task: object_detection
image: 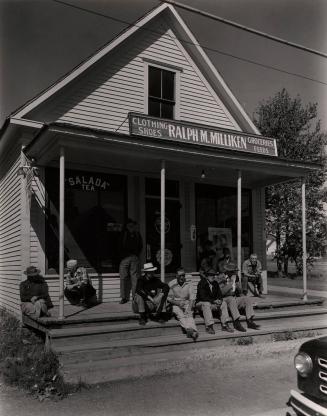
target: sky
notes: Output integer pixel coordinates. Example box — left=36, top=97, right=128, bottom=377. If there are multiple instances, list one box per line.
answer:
left=1, top=0, right=327, bottom=130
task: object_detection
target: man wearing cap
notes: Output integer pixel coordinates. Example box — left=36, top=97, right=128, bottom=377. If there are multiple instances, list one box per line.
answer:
left=133, top=262, right=169, bottom=325
left=20, top=266, right=53, bottom=318
left=220, top=263, right=260, bottom=330
left=119, top=219, right=143, bottom=304
left=168, top=268, right=199, bottom=341
left=195, top=269, right=234, bottom=334
left=242, top=253, right=264, bottom=297
left=64, top=259, right=97, bottom=307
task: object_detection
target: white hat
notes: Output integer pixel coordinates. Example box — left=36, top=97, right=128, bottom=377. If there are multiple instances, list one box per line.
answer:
left=66, top=259, right=78, bottom=268
left=142, top=262, right=157, bottom=272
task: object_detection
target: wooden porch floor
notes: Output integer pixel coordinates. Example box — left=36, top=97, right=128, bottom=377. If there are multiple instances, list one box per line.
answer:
left=33, top=291, right=324, bottom=326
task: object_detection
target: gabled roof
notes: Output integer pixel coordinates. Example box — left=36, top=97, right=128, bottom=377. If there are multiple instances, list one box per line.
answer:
left=11, top=3, right=260, bottom=135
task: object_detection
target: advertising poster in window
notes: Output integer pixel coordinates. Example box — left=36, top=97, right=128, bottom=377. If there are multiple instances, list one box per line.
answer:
left=208, top=227, right=233, bottom=260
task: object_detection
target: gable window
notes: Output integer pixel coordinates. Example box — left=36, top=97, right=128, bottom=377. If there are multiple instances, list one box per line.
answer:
left=148, top=66, right=175, bottom=119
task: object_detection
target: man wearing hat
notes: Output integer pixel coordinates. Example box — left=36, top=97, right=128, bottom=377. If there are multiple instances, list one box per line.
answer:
left=168, top=268, right=199, bottom=341
left=119, top=219, right=143, bottom=304
left=133, top=262, right=169, bottom=325
left=20, top=266, right=53, bottom=318
left=64, top=259, right=97, bottom=307
left=220, top=263, right=260, bottom=330
left=195, top=269, right=234, bottom=334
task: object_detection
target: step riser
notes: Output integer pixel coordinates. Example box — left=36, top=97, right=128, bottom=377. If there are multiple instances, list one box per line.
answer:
left=59, top=327, right=327, bottom=370
left=52, top=324, right=187, bottom=345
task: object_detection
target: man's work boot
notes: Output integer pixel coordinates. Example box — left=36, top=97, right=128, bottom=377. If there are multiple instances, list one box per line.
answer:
left=247, top=318, right=260, bottom=330
left=234, top=319, right=247, bottom=332
left=221, top=323, right=234, bottom=333
left=206, top=325, right=215, bottom=334
left=138, top=313, right=147, bottom=326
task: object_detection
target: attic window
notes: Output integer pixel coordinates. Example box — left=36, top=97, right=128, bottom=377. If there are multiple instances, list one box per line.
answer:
left=148, top=66, right=175, bottom=119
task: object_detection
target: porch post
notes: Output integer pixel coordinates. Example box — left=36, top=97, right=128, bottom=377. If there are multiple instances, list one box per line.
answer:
left=237, top=170, right=242, bottom=283
left=160, top=160, right=165, bottom=282
left=59, top=147, right=65, bottom=320
left=302, top=177, right=307, bottom=302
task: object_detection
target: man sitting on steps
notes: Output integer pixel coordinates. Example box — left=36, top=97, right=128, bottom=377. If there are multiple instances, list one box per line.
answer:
left=168, top=268, right=199, bottom=341
left=219, top=263, right=261, bottom=330
left=133, top=262, right=169, bottom=326
left=195, top=269, right=234, bottom=334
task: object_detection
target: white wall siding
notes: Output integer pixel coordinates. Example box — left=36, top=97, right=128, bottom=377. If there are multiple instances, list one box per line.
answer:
left=0, top=148, right=23, bottom=315
left=27, top=19, right=240, bottom=134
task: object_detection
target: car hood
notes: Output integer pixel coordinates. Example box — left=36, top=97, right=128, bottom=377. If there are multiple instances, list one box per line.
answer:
left=300, top=336, right=327, bottom=356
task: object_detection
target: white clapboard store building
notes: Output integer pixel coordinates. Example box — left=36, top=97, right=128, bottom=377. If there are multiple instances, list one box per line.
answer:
left=0, top=3, right=317, bottom=316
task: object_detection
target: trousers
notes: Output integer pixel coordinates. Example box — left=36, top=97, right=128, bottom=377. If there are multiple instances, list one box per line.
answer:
left=119, top=255, right=140, bottom=299
left=242, top=274, right=263, bottom=294
left=173, top=302, right=197, bottom=331
left=133, top=292, right=164, bottom=314
left=196, top=301, right=229, bottom=326
left=21, top=299, right=48, bottom=318
left=223, top=295, right=254, bottom=320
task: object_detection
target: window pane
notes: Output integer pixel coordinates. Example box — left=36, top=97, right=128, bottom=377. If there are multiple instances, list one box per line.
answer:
left=148, top=98, right=161, bottom=117
left=45, top=168, right=127, bottom=273
left=148, top=67, right=161, bottom=98
left=145, top=178, right=179, bottom=198
left=161, top=102, right=174, bottom=119
left=162, top=70, right=175, bottom=100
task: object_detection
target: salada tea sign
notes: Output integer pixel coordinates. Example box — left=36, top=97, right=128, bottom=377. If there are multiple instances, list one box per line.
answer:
left=129, top=113, right=277, bottom=157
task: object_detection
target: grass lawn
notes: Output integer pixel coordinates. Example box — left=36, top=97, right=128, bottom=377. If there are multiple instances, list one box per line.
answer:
left=267, top=256, right=327, bottom=292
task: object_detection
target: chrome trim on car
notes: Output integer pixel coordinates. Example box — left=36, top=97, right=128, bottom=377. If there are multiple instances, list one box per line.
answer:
left=320, top=371, right=327, bottom=382
left=319, top=358, right=327, bottom=370
left=320, top=384, right=327, bottom=395
left=290, top=389, right=327, bottom=416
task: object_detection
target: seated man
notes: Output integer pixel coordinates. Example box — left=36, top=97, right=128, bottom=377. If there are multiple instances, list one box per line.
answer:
left=199, top=249, right=216, bottom=279
left=196, top=269, right=234, bottom=334
left=220, top=263, right=260, bottom=330
left=20, top=266, right=53, bottom=318
left=64, top=259, right=97, bottom=307
left=133, top=262, right=169, bottom=325
left=216, top=247, right=233, bottom=274
left=168, top=268, right=199, bottom=341
left=242, top=253, right=264, bottom=297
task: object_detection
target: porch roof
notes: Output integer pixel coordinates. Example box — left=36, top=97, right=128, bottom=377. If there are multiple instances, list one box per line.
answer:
left=24, top=122, right=321, bottom=188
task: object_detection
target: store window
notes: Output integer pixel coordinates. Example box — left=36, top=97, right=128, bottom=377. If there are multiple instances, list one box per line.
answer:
left=195, top=184, right=252, bottom=268
left=148, top=66, right=175, bottom=119
left=45, top=168, right=127, bottom=273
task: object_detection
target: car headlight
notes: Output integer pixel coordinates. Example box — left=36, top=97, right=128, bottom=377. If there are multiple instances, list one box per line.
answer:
left=294, top=352, right=313, bottom=377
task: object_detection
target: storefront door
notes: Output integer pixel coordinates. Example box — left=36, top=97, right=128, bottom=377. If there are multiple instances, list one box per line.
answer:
left=145, top=198, right=181, bottom=274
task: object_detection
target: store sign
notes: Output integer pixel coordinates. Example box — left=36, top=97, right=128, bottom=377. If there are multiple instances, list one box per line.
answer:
left=129, top=113, right=277, bottom=157
left=66, top=174, right=110, bottom=191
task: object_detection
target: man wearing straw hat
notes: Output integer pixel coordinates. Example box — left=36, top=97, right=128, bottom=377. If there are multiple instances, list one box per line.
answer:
left=133, top=262, right=169, bottom=325
left=20, top=266, right=53, bottom=318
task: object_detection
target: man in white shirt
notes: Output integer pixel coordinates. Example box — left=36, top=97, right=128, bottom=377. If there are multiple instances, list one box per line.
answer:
left=168, top=268, right=199, bottom=341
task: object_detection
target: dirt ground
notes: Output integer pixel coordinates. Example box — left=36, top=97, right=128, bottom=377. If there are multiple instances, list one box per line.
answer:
left=0, top=337, right=309, bottom=416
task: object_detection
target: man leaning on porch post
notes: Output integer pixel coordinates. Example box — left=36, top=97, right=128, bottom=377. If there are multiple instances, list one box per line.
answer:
left=237, top=170, right=242, bottom=287
left=59, top=147, right=65, bottom=320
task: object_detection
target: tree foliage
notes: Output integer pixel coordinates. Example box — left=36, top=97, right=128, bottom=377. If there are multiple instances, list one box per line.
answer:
left=254, top=89, right=327, bottom=275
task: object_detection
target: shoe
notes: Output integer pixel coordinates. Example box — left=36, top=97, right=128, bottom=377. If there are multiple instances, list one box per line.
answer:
left=139, top=317, right=147, bottom=326
left=186, top=328, right=193, bottom=338
left=247, top=320, right=260, bottom=330
left=258, top=293, right=265, bottom=299
left=191, top=330, right=199, bottom=341
left=206, top=325, right=215, bottom=335
left=234, top=320, right=247, bottom=332
left=221, top=324, right=234, bottom=333
left=120, top=298, right=128, bottom=304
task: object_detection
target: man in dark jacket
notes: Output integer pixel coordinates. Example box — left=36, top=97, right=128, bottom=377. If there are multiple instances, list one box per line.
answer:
left=119, top=219, right=143, bottom=304
left=20, top=266, right=53, bottom=318
left=196, top=269, right=234, bottom=334
left=133, top=262, right=169, bottom=325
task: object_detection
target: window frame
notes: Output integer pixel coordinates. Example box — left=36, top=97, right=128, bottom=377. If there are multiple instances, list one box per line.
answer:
left=143, top=60, right=181, bottom=120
